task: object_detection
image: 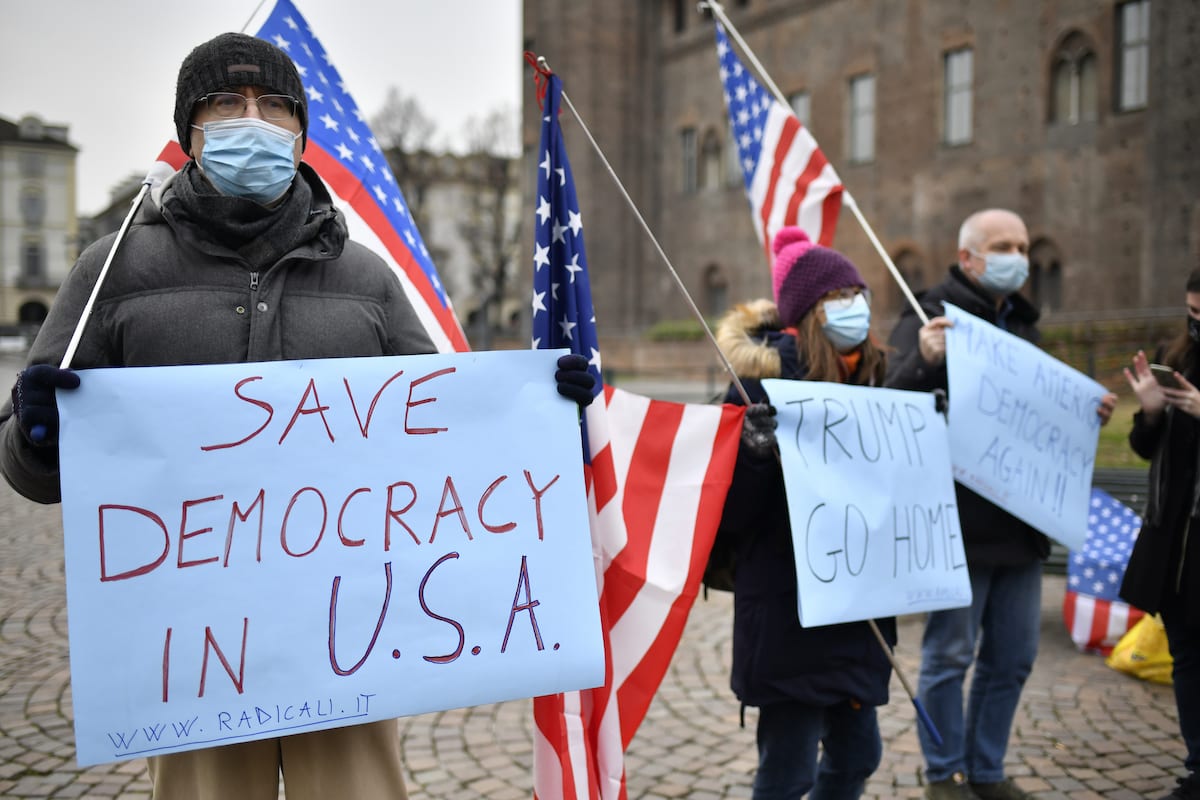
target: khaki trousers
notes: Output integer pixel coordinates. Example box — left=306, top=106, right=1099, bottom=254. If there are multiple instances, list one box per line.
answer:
left=147, top=720, right=408, bottom=800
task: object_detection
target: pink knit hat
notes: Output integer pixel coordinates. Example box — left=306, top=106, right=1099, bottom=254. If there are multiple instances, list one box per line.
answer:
left=771, top=227, right=866, bottom=326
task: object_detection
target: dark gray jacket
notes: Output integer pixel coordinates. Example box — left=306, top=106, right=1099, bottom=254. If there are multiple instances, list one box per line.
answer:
left=1, top=163, right=435, bottom=504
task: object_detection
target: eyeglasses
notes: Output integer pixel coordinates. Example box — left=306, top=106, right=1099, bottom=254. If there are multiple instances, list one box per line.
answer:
left=823, top=288, right=871, bottom=311
left=196, top=92, right=299, bottom=121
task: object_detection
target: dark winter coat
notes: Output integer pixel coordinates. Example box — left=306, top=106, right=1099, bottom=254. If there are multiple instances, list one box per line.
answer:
left=884, top=266, right=1048, bottom=567
left=715, top=300, right=896, bottom=709
left=0, top=162, right=435, bottom=505
left=1119, top=349, right=1200, bottom=629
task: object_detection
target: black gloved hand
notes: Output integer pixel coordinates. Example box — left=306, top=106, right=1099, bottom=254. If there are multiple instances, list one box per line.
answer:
left=11, top=364, right=81, bottom=446
left=741, top=403, right=778, bottom=457
left=555, top=353, right=596, bottom=408
left=932, top=388, right=949, bottom=418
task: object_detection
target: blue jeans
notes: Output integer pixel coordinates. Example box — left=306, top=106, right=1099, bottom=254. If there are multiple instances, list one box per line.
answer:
left=1162, top=603, right=1200, bottom=775
left=916, top=560, right=1041, bottom=784
left=753, top=700, right=882, bottom=800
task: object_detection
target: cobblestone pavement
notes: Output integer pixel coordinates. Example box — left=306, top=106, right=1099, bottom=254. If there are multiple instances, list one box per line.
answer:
left=0, top=474, right=1186, bottom=800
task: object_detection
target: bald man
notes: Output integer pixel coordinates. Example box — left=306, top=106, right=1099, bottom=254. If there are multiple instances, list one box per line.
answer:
left=885, top=209, right=1115, bottom=800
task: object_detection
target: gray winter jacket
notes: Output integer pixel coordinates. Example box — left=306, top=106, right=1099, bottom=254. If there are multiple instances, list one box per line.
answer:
left=0, top=162, right=435, bottom=504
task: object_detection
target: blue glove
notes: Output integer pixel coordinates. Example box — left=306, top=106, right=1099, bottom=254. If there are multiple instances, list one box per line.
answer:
left=555, top=354, right=596, bottom=408
left=741, top=403, right=777, bottom=457
left=11, top=365, right=80, bottom=446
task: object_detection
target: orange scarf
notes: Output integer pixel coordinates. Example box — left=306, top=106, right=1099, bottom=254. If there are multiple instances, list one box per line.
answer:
left=837, top=349, right=862, bottom=382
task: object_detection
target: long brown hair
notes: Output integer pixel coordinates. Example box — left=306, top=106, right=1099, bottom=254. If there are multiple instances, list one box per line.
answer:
left=795, top=304, right=887, bottom=385
left=1160, top=269, right=1200, bottom=372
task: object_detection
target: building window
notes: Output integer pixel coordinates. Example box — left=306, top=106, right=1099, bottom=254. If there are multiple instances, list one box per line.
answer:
left=1029, top=239, right=1064, bottom=311
left=725, top=125, right=743, bottom=187
left=20, top=188, right=46, bottom=227
left=700, top=129, right=723, bottom=191
left=848, top=74, right=875, bottom=163
left=787, top=90, right=811, bottom=128
left=22, top=241, right=44, bottom=283
left=894, top=249, right=927, bottom=297
left=681, top=127, right=697, bottom=194
left=704, top=264, right=729, bottom=317
left=19, top=152, right=45, bottom=178
left=1050, top=33, right=1097, bottom=124
left=1116, top=0, right=1150, bottom=111
left=944, top=48, right=973, bottom=145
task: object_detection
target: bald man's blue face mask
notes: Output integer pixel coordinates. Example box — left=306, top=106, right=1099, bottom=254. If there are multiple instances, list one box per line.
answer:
left=192, top=118, right=299, bottom=204
left=971, top=250, right=1029, bottom=296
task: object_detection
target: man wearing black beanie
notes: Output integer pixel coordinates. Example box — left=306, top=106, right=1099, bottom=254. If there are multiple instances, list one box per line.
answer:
left=0, top=30, right=594, bottom=800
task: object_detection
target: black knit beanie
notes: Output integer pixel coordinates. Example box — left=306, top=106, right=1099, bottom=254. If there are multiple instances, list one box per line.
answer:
left=174, top=32, right=308, bottom=156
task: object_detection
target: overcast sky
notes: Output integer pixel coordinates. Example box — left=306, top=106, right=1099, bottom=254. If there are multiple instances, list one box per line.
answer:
left=0, top=0, right=523, bottom=214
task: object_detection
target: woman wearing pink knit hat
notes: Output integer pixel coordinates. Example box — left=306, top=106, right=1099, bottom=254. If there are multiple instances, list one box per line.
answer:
left=713, top=226, right=895, bottom=799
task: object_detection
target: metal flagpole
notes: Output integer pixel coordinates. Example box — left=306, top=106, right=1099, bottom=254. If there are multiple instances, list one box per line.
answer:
left=700, top=0, right=930, bottom=326
left=534, top=43, right=944, bottom=746
left=58, top=180, right=152, bottom=370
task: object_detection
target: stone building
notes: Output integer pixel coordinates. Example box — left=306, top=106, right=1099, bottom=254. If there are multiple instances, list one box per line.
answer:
left=521, top=0, right=1199, bottom=341
left=0, top=114, right=78, bottom=329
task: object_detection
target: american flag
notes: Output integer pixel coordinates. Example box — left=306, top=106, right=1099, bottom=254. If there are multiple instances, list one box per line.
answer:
left=1063, top=487, right=1145, bottom=655
left=528, top=68, right=744, bottom=800
left=715, top=21, right=843, bottom=251
left=151, top=0, right=468, bottom=353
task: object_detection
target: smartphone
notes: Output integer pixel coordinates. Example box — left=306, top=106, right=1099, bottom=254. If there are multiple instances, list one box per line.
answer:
left=1150, top=363, right=1181, bottom=389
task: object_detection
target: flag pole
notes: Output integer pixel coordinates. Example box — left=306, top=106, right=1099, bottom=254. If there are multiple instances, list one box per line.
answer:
left=58, top=180, right=152, bottom=370
left=537, top=56, right=755, bottom=408
left=700, top=0, right=930, bottom=327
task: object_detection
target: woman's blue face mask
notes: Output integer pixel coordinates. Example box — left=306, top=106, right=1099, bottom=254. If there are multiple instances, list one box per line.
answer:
left=821, top=293, right=871, bottom=351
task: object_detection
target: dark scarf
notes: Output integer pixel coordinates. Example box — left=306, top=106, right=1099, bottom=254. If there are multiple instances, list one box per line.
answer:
left=165, top=161, right=325, bottom=270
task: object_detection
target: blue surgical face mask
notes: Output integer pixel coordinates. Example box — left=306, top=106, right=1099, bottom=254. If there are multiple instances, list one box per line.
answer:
left=192, top=118, right=299, bottom=204
left=971, top=250, right=1029, bottom=296
left=822, top=293, right=871, bottom=351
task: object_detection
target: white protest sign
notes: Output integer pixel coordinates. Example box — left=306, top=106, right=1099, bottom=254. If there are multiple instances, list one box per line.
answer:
left=762, top=379, right=971, bottom=628
left=57, top=350, right=603, bottom=767
left=943, top=303, right=1107, bottom=551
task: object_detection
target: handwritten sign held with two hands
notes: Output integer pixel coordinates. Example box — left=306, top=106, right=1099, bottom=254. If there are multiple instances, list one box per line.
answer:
left=762, top=380, right=972, bottom=628
left=57, top=350, right=602, bottom=766
left=943, top=303, right=1107, bottom=551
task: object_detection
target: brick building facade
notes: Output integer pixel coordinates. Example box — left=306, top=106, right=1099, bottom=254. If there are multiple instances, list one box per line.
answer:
left=521, top=0, right=1199, bottom=341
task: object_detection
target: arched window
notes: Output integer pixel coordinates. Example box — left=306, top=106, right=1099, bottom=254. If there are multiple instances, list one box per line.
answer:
left=1029, top=239, right=1064, bottom=311
left=1050, top=32, right=1098, bottom=125
left=892, top=249, right=927, bottom=311
left=680, top=127, right=697, bottom=194
left=700, top=129, right=723, bottom=192
left=18, top=301, right=48, bottom=325
left=725, top=125, right=743, bottom=188
left=704, top=264, right=729, bottom=317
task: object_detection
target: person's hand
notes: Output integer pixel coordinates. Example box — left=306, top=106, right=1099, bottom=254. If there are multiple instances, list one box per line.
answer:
left=1095, top=392, right=1118, bottom=426
left=741, top=403, right=777, bottom=457
left=1161, top=372, right=1200, bottom=420
left=10, top=365, right=81, bottom=446
left=555, top=353, right=596, bottom=408
left=1122, top=350, right=1167, bottom=419
left=917, top=317, right=954, bottom=366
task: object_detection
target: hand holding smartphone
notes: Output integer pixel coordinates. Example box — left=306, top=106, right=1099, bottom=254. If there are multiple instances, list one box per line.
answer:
left=1150, top=364, right=1181, bottom=389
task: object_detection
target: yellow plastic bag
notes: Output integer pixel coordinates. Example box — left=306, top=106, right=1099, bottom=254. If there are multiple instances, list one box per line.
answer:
left=1105, top=613, right=1174, bottom=685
